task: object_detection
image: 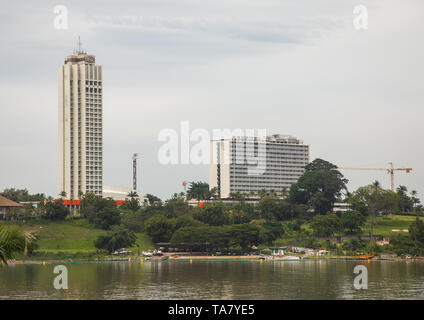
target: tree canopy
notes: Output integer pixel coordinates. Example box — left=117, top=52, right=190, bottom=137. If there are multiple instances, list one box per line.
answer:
left=289, top=158, right=348, bottom=214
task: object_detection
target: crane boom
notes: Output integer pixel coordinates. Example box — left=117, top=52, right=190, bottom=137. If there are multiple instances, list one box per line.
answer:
left=338, top=162, right=412, bottom=192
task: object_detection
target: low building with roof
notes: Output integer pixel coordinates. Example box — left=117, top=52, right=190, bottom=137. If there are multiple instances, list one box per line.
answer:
left=0, top=196, right=23, bottom=220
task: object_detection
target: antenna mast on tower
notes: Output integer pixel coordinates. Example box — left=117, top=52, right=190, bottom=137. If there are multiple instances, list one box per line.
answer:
left=132, top=153, right=139, bottom=191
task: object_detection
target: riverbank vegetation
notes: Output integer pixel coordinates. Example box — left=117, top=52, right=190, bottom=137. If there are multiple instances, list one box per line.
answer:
left=1, top=158, right=423, bottom=259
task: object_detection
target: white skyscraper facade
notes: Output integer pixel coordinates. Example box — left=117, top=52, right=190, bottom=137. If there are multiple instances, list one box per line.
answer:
left=58, top=49, right=103, bottom=199
left=209, top=134, right=309, bottom=198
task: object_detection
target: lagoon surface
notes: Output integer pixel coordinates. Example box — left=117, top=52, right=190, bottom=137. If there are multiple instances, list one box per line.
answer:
left=1, top=260, right=424, bottom=300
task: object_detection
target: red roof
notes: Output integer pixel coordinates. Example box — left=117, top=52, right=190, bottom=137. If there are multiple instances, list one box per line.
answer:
left=0, top=196, right=23, bottom=208
left=54, top=199, right=126, bottom=206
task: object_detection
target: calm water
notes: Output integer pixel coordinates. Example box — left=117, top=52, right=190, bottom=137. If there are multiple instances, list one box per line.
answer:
left=1, top=260, right=424, bottom=300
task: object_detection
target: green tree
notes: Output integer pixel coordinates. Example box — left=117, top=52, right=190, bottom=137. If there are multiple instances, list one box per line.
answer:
left=349, top=185, right=400, bottom=241
left=310, top=213, right=342, bottom=237
left=120, top=192, right=141, bottom=212
left=94, top=206, right=121, bottom=230
left=289, top=158, right=348, bottom=214
left=187, top=182, right=211, bottom=202
left=229, top=224, right=261, bottom=250
left=342, top=238, right=366, bottom=253
left=390, top=233, right=414, bottom=256
left=145, top=194, right=162, bottom=205
left=397, top=186, right=413, bottom=212
left=410, top=190, right=421, bottom=212
left=194, top=202, right=231, bottom=226
left=409, top=217, right=424, bottom=255
left=80, top=193, right=120, bottom=229
left=121, top=211, right=144, bottom=232
left=163, top=193, right=191, bottom=218
left=0, top=188, right=47, bottom=203
left=257, top=195, right=283, bottom=220
left=144, top=214, right=176, bottom=243
left=340, top=210, right=365, bottom=234
left=170, top=226, right=224, bottom=250
left=259, top=221, right=284, bottom=244
left=42, top=200, right=69, bottom=220
left=94, top=225, right=136, bottom=253
left=229, top=192, right=246, bottom=204
left=175, top=215, right=204, bottom=229
left=0, top=225, right=25, bottom=264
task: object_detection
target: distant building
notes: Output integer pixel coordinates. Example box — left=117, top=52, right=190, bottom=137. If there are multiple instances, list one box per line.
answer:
left=0, top=196, right=23, bottom=220
left=209, top=134, right=309, bottom=198
left=333, top=202, right=351, bottom=212
left=270, top=247, right=286, bottom=256
left=58, top=47, right=103, bottom=199
left=103, top=185, right=144, bottom=202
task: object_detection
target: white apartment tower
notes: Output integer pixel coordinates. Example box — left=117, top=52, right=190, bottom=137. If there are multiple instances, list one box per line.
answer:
left=209, top=134, right=309, bottom=198
left=58, top=48, right=103, bottom=199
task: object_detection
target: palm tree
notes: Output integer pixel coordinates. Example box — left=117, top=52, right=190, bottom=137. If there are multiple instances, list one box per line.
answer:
left=411, top=190, right=420, bottom=210
left=0, top=225, right=25, bottom=264
left=127, top=191, right=139, bottom=199
left=279, top=187, right=288, bottom=199
left=59, top=191, right=67, bottom=199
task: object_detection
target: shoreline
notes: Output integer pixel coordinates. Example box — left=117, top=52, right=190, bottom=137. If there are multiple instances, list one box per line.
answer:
left=7, top=254, right=424, bottom=265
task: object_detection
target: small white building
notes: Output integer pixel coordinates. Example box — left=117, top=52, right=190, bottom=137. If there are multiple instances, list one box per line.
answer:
left=270, top=247, right=286, bottom=256
left=291, top=246, right=314, bottom=255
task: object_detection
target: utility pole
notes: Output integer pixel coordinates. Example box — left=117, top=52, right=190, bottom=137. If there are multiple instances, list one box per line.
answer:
left=132, top=153, right=139, bottom=191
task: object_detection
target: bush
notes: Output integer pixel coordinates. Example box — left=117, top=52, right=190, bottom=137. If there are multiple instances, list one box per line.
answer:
left=194, top=203, right=231, bottom=226
left=341, top=210, right=365, bottom=234
left=259, top=221, right=284, bottom=244
left=80, top=193, right=120, bottom=229
left=144, top=214, right=176, bottom=243
left=170, top=224, right=261, bottom=251
left=342, top=238, right=366, bottom=252
left=310, top=213, right=342, bottom=237
left=94, top=225, right=136, bottom=253
left=121, top=211, right=144, bottom=232
left=42, top=201, right=69, bottom=220
left=93, top=206, right=121, bottom=230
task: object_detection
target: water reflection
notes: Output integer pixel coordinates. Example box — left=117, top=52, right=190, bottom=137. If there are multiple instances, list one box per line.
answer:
left=0, top=260, right=423, bottom=300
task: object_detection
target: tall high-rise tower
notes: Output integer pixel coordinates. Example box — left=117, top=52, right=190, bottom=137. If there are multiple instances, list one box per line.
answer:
left=58, top=44, right=103, bottom=199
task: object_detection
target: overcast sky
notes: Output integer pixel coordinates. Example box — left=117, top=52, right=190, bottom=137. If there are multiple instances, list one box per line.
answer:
left=0, top=0, right=423, bottom=200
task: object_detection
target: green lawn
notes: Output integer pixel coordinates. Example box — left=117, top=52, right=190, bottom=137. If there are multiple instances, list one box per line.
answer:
left=297, top=214, right=421, bottom=239
left=1, top=219, right=154, bottom=257
left=362, top=214, right=422, bottom=237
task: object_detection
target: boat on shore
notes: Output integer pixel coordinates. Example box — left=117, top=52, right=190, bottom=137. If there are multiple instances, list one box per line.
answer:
left=345, top=254, right=375, bottom=261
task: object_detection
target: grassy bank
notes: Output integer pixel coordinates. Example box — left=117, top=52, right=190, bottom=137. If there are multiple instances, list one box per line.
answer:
left=2, top=214, right=420, bottom=260
left=361, top=214, right=422, bottom=237
left=1, top=219, right=154, bottom=260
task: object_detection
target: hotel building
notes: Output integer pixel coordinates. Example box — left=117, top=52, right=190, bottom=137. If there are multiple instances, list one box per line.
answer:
left=209, top=134, right=309, bottom=198
left=58, top=49, right=103, bottom=199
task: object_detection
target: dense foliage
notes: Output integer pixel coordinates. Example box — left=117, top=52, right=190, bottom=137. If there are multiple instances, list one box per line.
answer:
left=289, top=159, right=348, bottom=215
left=80, top=193, right=120, bottom=229
left=0, top=225, right=25, bottom=264
left=42, top=200, right=69, bottom=220
left=1, top=157, right=423, bottom=257
left=94, top=225, right=137, bottom=253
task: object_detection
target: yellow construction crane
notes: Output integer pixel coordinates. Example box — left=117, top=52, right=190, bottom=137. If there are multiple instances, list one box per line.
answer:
left=338, top=162, right=412, bottom=192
